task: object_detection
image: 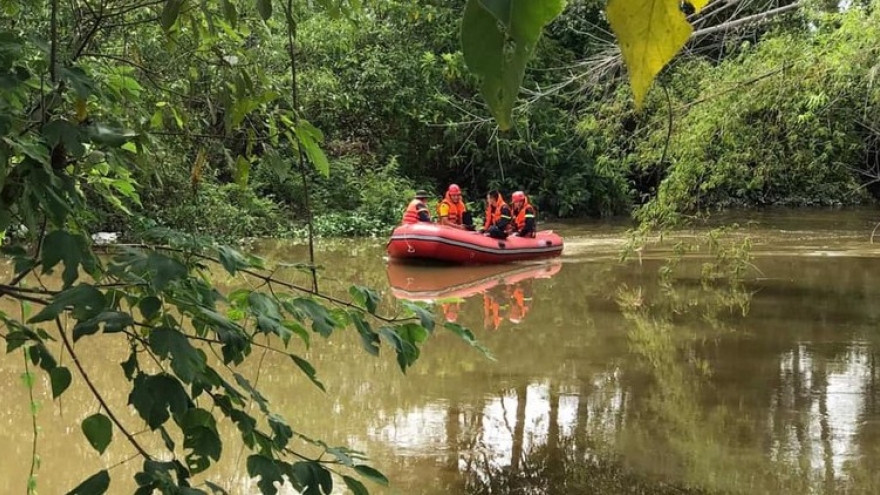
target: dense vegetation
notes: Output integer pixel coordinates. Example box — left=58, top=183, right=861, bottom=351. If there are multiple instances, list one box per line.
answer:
left=4, top=1, right=875, bottom=241
left=73, top=0, right=880, bottom=238
left=2, top=0, right=880, bottom=493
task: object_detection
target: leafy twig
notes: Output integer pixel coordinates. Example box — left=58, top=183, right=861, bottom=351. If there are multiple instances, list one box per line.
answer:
left=56, top=317, right=153, bottom=460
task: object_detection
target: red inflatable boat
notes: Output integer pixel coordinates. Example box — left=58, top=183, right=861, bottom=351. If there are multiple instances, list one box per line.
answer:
left=386, top=223, right=563, bottom=264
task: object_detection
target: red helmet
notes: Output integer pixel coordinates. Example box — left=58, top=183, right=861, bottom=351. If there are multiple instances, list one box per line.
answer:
left=447, top=184, right=461, bottom=195
left=512, top=191, right=525, bottom=202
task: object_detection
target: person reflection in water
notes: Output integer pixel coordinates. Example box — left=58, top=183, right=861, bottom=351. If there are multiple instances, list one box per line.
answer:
left=441, top=302, right=461, bottom=323
left=481, top=280, right=532, bottom=330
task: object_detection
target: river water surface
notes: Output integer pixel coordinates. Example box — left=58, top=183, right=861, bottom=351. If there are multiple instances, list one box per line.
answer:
left=3, top=208, right=880, bottom=494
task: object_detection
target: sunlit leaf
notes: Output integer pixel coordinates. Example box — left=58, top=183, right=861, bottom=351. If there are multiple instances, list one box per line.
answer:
left=606, top=0, right=694, bottom=108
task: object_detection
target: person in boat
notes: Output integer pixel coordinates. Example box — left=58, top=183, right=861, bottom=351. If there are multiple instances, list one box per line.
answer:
left=510, top=190, right=536, bottom=238
left=437, top=184, right=475, bottom=230
left=481, top=190, right=512, bottom=239
left=401, top=189, right=432, bottom=224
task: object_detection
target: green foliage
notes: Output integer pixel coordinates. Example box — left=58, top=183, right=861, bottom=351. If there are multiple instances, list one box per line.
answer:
left=0, top=2, right=497, bottom=493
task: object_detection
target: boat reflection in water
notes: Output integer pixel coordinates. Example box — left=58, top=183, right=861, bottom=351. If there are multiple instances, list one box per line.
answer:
left=386, top=261, right=562, bottom=330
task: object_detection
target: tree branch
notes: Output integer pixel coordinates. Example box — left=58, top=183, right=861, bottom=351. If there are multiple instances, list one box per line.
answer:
left=56, top=317, right=153, bottom=460
left=284, top=0, right=319, bottom=293
left=692, top=2, right=803, bottom=39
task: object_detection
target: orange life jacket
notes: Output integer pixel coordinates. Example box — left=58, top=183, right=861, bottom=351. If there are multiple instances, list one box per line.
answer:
left=484, top=197, right=508, bottom=230
left=513, top=198, right=537, bottom=238
left=483, top=294, right=502, bottom=331
left=438, top=193, right=467, bottom=225
left=442, top=302, right=460, bottom=323
left=402, top=199, right=429, bottom=224
left=509, top=286, right=529, bottom=322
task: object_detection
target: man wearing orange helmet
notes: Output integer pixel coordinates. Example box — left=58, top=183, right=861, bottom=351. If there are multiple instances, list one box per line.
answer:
left=437, top=184, right=475, bottom=230
left=510, top=190, right=536, bottom=238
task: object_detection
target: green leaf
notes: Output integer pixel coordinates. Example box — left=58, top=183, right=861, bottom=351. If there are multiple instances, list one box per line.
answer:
left=50, top=366, right=72, bottom=398
left=350, top=312, right=379, bottom=356
left=128, top=373, right=190, bottom=429
left=87, top=123, right=138, bottom=147
left=149, top=327, right=207, bottom=383
left=180, top=408, right=222, bottom=474
left=41, top=230, right=96, bottom=289
left=460, top=0, right=564, bottom=130
left=291, top=461, right=333, bottom=495
left=290, top=355, right=325, bottom=391
left=82, top=413, right=113, bottom=454
left=161, top=0, right=186, bottom=31
left=42, top=119, right=85, bottom=158
left=146, top=252, right=188, bottom=290
left=204, top=481, right=229, bottom=494
left=268, top=413, right=293, bottom=449
left=234, top=372, right=270, bottom=413
left=246, top=455, right=283, bottom=495
left=379, top=327, right=420, bottom=373
left=401, top=300, right=435, bottom=332
left=220, top=0, right=238, bottom=27
left=294, top=120, right=329, bottom=177
left=343, top=476, right=369, bottom=495
left=606, top=0, right=693, bottom=108
left=256, top=0, right=272, bottom=20
left=138, top=296, right=162, bottom=320
left=349, top=285, right=380, bottom=314
left=445, top=321, right=495, bottom=360
left=234, top=155, right=250, bottom=186
left=354, top=464, right=389, bottom=486
left=30, top=284, right=106, bottom=324
left=66, top=470, right=110, bottom=495
left=283, top=298, right=338, bottom=337
left=73, top=310, right=134, bottom=341
left=59, top=67, right=95, bottom=99
left=218, top=245, right=250, bottom=275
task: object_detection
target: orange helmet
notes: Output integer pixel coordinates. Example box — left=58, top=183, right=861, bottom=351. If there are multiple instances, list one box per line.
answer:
left=512, top=191, right=525, bottom=202
left=448, top=184, right=461, bottom=195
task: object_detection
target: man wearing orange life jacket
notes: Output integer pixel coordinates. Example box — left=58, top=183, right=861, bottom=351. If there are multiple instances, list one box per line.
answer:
left=510, top=190, right=536, bottom=238
left=437, top=184, right=475, bottom=231
left=401, top=189, right=432, bottom=224
left=481, top=190, right=512, bottom=239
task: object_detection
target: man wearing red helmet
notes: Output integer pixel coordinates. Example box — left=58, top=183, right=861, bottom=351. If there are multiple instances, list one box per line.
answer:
left=437, top=184, right=475, bottom=230
left=510, top=190, right=536, bottom=238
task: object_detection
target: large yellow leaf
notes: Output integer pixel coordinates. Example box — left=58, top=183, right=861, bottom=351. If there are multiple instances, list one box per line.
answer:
left=607, top=0, right=694, bottom=108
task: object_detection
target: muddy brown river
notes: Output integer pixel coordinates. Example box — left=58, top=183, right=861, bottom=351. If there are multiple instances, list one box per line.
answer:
left=3, top=208, right=880, bottom=494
